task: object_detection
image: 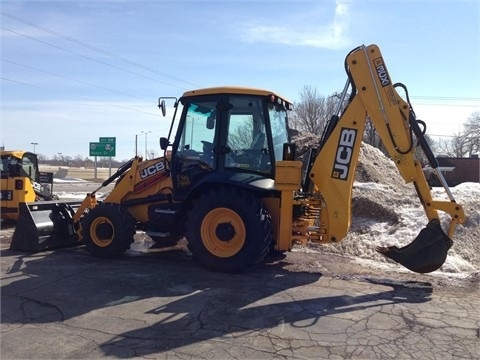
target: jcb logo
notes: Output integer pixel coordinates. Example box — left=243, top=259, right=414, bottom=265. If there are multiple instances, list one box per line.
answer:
left=332, top=128, right=357, bottom=180
left=33, top=181, right=42, bottom=192
left=139, top=161, right=165, bottom=179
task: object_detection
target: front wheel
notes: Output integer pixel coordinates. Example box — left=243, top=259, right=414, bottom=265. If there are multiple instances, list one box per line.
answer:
left=186, top=186, right=273, bottom=273
left=81, top=203, right=135, bottom=258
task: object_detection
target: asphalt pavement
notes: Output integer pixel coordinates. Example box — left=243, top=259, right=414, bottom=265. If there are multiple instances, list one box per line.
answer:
left=1, top=237, right=479, bottom=360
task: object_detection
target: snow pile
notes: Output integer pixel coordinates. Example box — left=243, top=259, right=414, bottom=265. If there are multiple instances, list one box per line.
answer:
left=338, top=181, right=480, bottom=274
left=54, top=178, right=87, bottom=183
left=308, top=142, right=479, bottom=275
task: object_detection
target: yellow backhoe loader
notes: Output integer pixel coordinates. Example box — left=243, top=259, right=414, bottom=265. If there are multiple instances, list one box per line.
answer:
left=1, top=150, right=55, bottom=221
left=11, top=44, right=465, bottom=273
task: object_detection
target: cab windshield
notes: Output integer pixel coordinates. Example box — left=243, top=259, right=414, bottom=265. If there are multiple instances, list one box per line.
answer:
left=0, top=153, right=37, bottom=180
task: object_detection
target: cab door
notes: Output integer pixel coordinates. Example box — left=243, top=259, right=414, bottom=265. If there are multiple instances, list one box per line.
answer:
left=170, top=96, right=219, bottom=199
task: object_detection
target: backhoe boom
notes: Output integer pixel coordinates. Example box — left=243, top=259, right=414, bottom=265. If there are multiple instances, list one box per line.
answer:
left=306, top=44, right=465, bottom=272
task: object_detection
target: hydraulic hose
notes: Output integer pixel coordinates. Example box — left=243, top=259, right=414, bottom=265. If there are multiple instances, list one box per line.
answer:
left=393, top=83, right=439, bottom=168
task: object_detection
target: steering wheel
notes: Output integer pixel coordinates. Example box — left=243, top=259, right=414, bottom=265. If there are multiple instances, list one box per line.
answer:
left=201, top=141, right=214, bottom=154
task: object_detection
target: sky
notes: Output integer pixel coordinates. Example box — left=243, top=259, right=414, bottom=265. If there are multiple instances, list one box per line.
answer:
left=1, top=0, right=479, bottom=161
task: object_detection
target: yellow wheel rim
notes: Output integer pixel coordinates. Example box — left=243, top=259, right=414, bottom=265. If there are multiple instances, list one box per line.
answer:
left=201, top=207, right=246, bottom=258
left=90, top=216, right=115, bottom=247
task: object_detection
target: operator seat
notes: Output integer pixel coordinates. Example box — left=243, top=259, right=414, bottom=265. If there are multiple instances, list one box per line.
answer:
left=250, top=133, right=265, bottom=150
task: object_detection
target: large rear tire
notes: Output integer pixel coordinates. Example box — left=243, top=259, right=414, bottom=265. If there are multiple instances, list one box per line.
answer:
left=81, top=203, right=135, bottom=258
left=186, top=186, right=273, bottom=273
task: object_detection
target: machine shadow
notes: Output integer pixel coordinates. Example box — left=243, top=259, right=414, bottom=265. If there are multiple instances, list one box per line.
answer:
left=99, top=262, right=432, bottom=357
left=0, top=247, right=432, bottom=358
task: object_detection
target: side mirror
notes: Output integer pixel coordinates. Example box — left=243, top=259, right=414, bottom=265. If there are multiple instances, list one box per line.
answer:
left=158, top=99, right=166, bottom=117
left=206, top=112, right=215, bottom=130
left=160, top=137, right=169, bottom=150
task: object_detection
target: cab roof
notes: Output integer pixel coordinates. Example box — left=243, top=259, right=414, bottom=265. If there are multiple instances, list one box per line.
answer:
left=0, top=150, right=31, bottom=159
left=181, top=86, right=292, bottom=106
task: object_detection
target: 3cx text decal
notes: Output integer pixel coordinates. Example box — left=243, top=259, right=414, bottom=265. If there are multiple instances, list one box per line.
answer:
left=373, top=57, right=391, bottom=87
left=332, top=128, right=357, bottom=180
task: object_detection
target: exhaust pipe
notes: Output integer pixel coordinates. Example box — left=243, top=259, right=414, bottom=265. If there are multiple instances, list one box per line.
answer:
left=10, top=201, right=83, bottom=252
left=376, top=219, right=453, bottom=273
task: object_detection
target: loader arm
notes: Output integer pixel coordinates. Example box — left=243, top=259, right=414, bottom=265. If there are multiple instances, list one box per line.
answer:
left=308, top=44, right=465, bottom=273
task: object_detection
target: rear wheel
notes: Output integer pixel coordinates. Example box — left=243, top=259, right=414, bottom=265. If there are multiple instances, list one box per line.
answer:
left=81, top=203, right=135, bottom=258
left=186, top=186, right=273, bottom=273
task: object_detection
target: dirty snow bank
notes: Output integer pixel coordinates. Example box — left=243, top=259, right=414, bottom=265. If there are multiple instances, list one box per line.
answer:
left=293, top=140, right=479, bottom=276
left=333, top=181, right=480, bottom=275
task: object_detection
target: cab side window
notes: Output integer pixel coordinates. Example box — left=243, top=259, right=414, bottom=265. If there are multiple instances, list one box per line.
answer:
left=225, top=96, right=270, bottom=173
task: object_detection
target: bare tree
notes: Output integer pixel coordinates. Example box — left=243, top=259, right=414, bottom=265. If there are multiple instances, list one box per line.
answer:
left=290, top=86, right=337, bottom=135
left=463, top=111, right=480, bottom=156
left=362, top=118, right=387, bottom=154
left=436, top=112, right=480, bottom=157
left=228, top=121, right=253, bottom=150
left=437, top=134, right=466, bottom=157
left=36, top=153, right=48, bottom=164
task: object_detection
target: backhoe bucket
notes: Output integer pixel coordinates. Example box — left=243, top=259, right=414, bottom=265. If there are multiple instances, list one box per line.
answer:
left=10, top=201, right=82, bottom=252
left=376, top=219, right=453, bottom=273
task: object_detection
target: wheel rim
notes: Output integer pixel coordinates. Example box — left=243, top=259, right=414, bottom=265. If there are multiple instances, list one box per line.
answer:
left=90, top=216, right=115, bottom=247
left=201, top=207, right=246, bottom=258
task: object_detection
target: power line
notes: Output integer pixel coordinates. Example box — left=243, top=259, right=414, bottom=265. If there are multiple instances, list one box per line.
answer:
left=2, top=11, right=478, bottom=110
left=1, top=77, right=39, bottom=88
left=1, top=62, right=161, bottom=117
left=0, top=11, right=201, bottom=89
left=2, top=58, right=153, bottom=102
left=413, top=103, right=480, bottom=108
left=411, top=96, right=480, bottom=102
left=427, top=133, right=462, bottom=138
left=0, top=26, right=187, bottom=90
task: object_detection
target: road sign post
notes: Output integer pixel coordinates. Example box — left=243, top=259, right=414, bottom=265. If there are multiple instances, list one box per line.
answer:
left=98, top=137, right=116, bottom=177
left=90, top=137, right=116, bottom=179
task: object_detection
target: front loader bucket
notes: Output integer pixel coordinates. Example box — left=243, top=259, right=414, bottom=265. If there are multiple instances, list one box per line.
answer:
left=376, top=219, right=453, bottom=273
left=10, top=201, right=82, bottom=252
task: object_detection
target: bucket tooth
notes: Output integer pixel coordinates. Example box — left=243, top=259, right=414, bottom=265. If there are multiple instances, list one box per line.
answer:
left=376, top=219, right=453, bottom=273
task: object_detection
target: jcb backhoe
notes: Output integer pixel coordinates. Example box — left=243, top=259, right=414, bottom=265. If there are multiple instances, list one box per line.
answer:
left=11, top=44, right=465, bottom=274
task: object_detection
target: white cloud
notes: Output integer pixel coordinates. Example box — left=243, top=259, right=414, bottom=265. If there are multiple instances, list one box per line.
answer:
left=240, top=0, right=351, bottom=49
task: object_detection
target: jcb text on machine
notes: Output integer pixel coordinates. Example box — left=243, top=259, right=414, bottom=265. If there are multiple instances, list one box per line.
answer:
left=12, top=44, right=465, bottom=274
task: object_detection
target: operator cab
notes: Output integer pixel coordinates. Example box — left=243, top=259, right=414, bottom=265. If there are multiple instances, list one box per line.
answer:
left=160, top=87, right=292, bottom=198
left=0, top=151, right=38, bottom=181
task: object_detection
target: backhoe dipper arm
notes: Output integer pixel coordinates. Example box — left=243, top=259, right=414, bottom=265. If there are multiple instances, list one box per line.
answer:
left=308, top=44, right=465, bottom=273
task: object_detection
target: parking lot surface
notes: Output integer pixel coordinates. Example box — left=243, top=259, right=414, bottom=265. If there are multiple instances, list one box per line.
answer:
left=1, top=235, right=479, bottom=359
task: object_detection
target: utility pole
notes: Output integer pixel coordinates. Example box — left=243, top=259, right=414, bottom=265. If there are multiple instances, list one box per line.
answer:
left=135, top=134, right=138, bottom=156
left=141, top=130, right=151, bottom=159
left=31, top=142, right=38, bottom=153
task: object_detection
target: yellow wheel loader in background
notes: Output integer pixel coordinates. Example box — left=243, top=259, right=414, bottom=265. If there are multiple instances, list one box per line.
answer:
left=11, top=44, right=465, bottom=274
left=1, top=150, right=55, bottom=221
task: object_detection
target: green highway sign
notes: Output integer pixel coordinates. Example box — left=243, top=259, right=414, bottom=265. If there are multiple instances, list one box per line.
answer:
left=99, top=137, right=116, bottom=143
left=89, top=142, right=116, bottom=157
